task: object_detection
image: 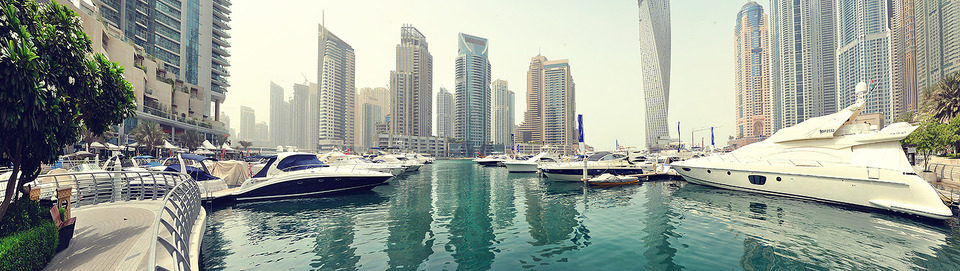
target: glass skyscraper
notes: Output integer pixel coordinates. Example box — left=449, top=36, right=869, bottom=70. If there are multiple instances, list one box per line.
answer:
left=455, top=33, right=491, bottom=156
left=638, top=0, right=671, bottom=150
left=836, top=0, right=892, bottom=123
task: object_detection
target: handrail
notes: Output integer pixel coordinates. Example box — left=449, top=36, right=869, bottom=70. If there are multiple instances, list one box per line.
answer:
left=148, top=176, right=200, bottom=271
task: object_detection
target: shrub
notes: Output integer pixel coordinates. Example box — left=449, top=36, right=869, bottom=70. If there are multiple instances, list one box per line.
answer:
left=0, top=221, right=58, bottom=271
left=0, top=198, right=47, bottom=238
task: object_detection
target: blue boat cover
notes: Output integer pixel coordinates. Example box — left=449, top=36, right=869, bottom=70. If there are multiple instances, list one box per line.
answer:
left=133, top=155, right=155, bottom=159
left=164, top=165, right=220, bottom=181
left=275, top=154, right=327, bottom=172
left=180, top=154, right=216, bottom=161
left=144, top=162, right=162, bottom=167
left=252, top=157, right=276, bottom=178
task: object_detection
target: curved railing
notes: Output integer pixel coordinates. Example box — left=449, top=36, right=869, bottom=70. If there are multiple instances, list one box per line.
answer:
left=148, top=176, right=201, bottom=271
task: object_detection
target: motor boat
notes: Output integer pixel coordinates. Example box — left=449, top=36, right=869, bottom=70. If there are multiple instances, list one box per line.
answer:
left=160, top=154, right=229, bottom=194
left=319, top=152, right=406, bottom=176
left=473, top=154, right=509, bottom=167
left=540, top=152, right=645, bottom=182
left=372, top=154, right=422, bottom=172
left=231, top=153, right=394, bottom=201
left=503, top=152, right=560, bottom=173
left=587, top=173, right=639, bottom=186
left=673, top=82, right=953, bottom=220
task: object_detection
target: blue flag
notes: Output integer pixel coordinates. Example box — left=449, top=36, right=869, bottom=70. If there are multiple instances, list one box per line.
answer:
left=577, top=115, right=584, bottom=143
left=711, top=127, right=715, bottom=146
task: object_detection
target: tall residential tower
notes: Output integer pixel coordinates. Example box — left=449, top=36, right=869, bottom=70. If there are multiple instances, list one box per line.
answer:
left=454, top=33, right=491, bottom=156
left=491, top=79, right=515, bottom=147
left=916, top=0, right=960, bottom=94
left=836, top=0, right=892, bottom=123
left=638, top=0, right=671, bottom=150
left=318, top=24, right=356, bottom=151
left=390, top=25, right=434, bottom=137
left=734, top=2, right=772, bottom=139
left=437, top=87, right=454, bottom=138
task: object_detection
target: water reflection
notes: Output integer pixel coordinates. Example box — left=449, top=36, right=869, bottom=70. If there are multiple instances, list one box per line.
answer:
left=674, top=183, right=960, bottom=270
left=446, top=164, right=496, bottom=270
left=385, top=172, right=435, bottom=270
left=642, top=181, right=685, bottom=271
left=521, top=181, right=589, bottom=268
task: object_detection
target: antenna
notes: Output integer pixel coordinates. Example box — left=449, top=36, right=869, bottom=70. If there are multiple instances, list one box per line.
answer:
left=301, top=73, right=308, bottom=84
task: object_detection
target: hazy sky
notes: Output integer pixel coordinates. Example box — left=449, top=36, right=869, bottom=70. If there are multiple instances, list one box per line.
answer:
left=223, top=0, right=770, bottom=150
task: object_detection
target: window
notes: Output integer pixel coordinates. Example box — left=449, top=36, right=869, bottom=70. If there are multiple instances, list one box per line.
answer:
left=748, top=175, right=766, bottom=185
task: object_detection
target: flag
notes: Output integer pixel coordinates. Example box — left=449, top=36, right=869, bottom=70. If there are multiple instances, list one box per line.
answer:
left=577, top=114, right=585, bottom=153
left=677, top=122, right=681, bottom=151
left=711, top=127, right=715, bottom=146
left=616, top=139, right=619, bottom=149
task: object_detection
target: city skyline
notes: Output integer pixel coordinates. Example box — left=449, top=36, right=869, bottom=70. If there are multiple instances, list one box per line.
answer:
left=223, top=0, right=764, bottom=150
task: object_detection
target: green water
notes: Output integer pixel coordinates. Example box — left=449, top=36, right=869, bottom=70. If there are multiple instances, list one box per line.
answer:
left=201, top=160, right=960, bottom=270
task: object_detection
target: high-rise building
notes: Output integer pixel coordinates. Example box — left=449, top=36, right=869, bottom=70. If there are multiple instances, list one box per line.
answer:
left=291, top=83, right=312, bottom=150
left=734, top=2, right=772, bottom=139
left=93, top=0, right=231, bottom=121
left=318, top=24, right=356, bottom=151
left=436, top=87, right=454, bottom=138
left=836, top=0, right=893, bottom=123
left=240, top=106, right=255, bottom=142
left=269, top=82, right=290, bottom=147
left=770, top=0, right=838, bottom=131
left=891, top=0, right=917, bottom=117
left=390, top=25, right=433, bottom=137
left=355, top=87, right=390, bottom=150
left=638, top=0, right=671, bottom=150
left=455, top=33, right=491, bottom=156
left=542, top=60, right=577, bottom=154
left=517, top=55, right=547, bottom=144
left=255, top=121, right=269, bottom=144
left=491, top=79, right=514, bottom=146
left=916, top=0, right=960, bottom=95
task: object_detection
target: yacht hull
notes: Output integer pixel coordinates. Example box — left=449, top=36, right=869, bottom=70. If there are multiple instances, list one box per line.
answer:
left=234, top=175, right=392, bottom=201
left=673, top=164, right=953, bottom=220
left=504, top=162, right=538, bottom=173
left=475, top=160, right=501, bottom=167
left=541, top=168, right=645, bottom=182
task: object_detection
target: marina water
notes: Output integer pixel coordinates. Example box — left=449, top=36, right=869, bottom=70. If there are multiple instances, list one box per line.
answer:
left=201, top=160, right=960, bottom=270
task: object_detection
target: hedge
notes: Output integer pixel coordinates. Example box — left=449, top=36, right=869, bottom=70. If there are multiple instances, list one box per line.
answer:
left=0, top=221, right=58, bottom=271
left=0, top=198, right=47, bottom=237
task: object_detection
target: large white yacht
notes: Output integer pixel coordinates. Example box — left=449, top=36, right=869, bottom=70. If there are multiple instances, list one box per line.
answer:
left=673, top=82, right=953, bottom=220
left=503, top=152, right=560, bottom=173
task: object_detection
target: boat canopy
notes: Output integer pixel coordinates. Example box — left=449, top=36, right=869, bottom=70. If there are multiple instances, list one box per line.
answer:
left=180, top=153, right=217, bottom=161
left=275, top=154, right=328, bottom=172
left=164, top=165, right=219, bottom=181
left=585, top=152, right=613, bottom=161
left=768, top=102, right=862, bottom=143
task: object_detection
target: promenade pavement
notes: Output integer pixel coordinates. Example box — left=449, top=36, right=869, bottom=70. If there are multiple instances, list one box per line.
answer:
left=43, top=201, right=164, bottom=271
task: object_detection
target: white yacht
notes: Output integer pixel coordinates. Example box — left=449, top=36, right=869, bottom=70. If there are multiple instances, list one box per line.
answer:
left=540, top=152, right=645, bottom=182
left=319, top=152, right=406, bottom=176
left=232, top=153, right=394, bottom=201
left=503, top=152, right=559, bottom=173
left=473, top=154, right=509, bottom=167
left=673, top=82, right=953, bottom=220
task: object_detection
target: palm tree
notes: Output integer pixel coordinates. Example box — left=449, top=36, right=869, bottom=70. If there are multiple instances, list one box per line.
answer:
left=922, top=71, right=960, bottom=123
left=238, top=140, right=253, bottom=150
left=80, top=126, right=103, bottom=151
left=131, top=121, right=167, bottom=156
left=178, top=130, right=202, bottom=151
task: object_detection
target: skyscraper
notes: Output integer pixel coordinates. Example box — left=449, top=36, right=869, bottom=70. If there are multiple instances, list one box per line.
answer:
left=437, top=87, right=454, bottom=138
left=638, top=0, right=671, bottom=150
left=770, top=0, right=838, bottom=131
left=239, top=106, right=255, bottom=142
left=491, top=79, right=514, bottom=146
left=94, top=0, right=231, bottom=121
left=542, top=60, right=577, bottom=154
left=916, top=0, right=960, bottom=94
left=455, top=33, right=491, bottom=156
left=890, top=0, right=917, bottom=116
left=390, top=25, right=434, bottom=137
left=291, top=83, right=313, bottom=150
left=318, top=24, right=356, bottom=151
left=517, top=55, right=547, bottom=144
left=734, top=2, right=772, bottom=139
left=836, top=0, right=893, bottom=123
left=269, top=82, right=289, bottom=147
left=356, top=87, right=390, bottom=150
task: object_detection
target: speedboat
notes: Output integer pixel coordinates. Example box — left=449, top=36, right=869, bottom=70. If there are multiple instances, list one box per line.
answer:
left=673, top=82, right=953, bottom=220
left=372, top=154, right=423, bottom=172
left=540, top=152, right=644, bottom=182
left=159, top=154, right=229, bottom=194
left=473, top=155, right=508, bottom=167
left=503, top=152, right=559, bottom=173
left=231, top=153, right=394, bottom=201
left=319, top=152, right=406, bottom=176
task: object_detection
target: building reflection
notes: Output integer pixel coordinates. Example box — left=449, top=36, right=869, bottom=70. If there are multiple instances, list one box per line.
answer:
left=310, top=214, right=360, bottom=270
left=642, top=181, right=684, bottom=271
left=445, top=164, right=496, bottom=270
left=522, top=181, right=588, bottom=266
left=385, top=172, right=435, bottom=270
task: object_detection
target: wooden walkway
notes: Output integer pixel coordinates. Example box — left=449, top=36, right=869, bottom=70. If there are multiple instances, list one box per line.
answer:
left=43, top=201, right=164, bottom=271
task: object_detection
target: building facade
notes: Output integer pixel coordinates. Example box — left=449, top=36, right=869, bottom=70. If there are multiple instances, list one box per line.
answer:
left=517, top=55, right=547, bottom=144
left=542, top=60, right=577, bottom=155
left=638, top=0, right=671, bottom=150
left=390, top=25, right=433, bottom=137
left=734, top=2, right=772, bottom=139
left=836, top=0, right=893, bottom=124
left=376, top=134, right=448, bottom=157
left=269, top=82, right=290, bottom=147
left=240, top=106, right=255, bottom=141
left=491, top=79, right=515, bottom=146
left=356, top=87, right=390, bottom=151
left=891, top=0, right=917, bottom=117
left=436, top=87, right=454, bottom=138
left=454, top=33, right=492, bottom=156
left=94, top=0, right=231, bottom=122
left=770, top=0, right=838, bottom=131
left=318, top=24, right=356, bottom=151
left=916, top=0, right=960, bottom=95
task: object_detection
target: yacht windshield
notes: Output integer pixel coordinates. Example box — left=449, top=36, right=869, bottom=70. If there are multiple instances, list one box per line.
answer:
left=585, top=152, right=613, bottom=161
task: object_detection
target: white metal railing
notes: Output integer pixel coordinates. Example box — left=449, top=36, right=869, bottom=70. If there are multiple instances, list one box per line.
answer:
left=148, top=176, right=201, bottom=271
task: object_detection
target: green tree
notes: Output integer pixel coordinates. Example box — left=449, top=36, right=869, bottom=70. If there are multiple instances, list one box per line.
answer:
left=131, top=121, right=166, bottom=156
left=921, top=71, right=960, bottom=123
left=0, top=0, right=136, bottom=221
left=177, top=130, right=202, bottom=151
left=903, top=116, right=960, bottom=170
left=238, top=140, right=253, bottom=150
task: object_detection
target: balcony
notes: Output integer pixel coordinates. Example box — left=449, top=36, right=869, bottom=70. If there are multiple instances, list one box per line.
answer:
left=213, top=26, right=231, bottom=39
left=212, top=8, right=229, bottom=21
left=212, top=35, right=231, bottom=47
left=212, top=0, right=230, bottom=14
left=212, top=17, right=231, bottom=30
left=212, top=55, right=230, bottom=66
left=212, top=45, right=231, bottom=57
left=212, top=65, right=229, bottom=76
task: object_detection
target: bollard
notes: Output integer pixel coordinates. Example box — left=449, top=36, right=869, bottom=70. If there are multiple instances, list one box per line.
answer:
left=57, top=187, right=72, bottom=219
